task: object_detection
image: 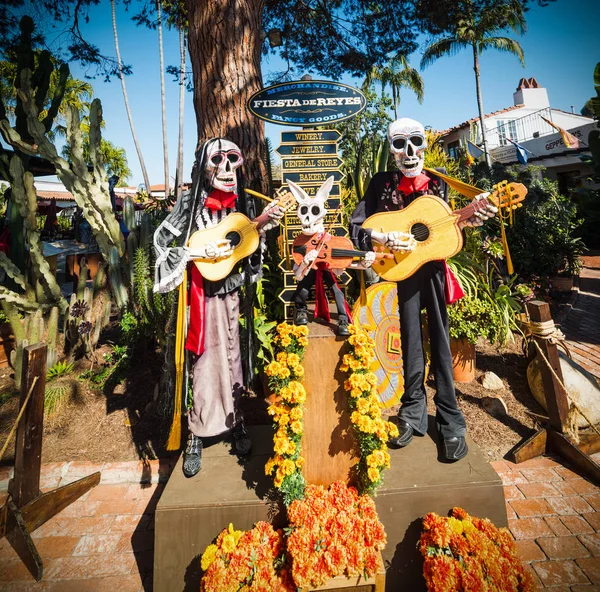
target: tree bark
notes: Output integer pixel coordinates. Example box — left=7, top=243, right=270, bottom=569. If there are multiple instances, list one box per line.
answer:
left=185, top=0, right=267, bottom=192
left=111, top=0, right=153, bottom=196
left=175, top=27, right=185, bottom=200
left=157, top=0, right=169, bottom=198
left=473, top=43, right=491, bottom=168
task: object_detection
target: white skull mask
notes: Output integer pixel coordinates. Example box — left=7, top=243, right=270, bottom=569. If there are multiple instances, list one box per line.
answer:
left=287, top=176, right=334, bottom=235
left=388, top=118, right=427, bottom=178
left=204, top=139, right=243, bottom=192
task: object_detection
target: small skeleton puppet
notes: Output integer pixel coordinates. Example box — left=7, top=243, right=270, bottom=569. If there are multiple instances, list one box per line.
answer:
left=287, top=176, right=374, bottom=337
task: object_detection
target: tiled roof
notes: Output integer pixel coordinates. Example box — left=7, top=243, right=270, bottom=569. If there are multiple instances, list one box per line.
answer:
left=438, top=104, right=525, bottom=135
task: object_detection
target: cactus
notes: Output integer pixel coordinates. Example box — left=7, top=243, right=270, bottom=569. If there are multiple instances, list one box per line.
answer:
left=123, top=196, right=136, bottom=232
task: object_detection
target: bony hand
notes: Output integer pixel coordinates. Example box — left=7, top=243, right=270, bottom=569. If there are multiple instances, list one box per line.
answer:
left=190, top=239, right=233, bottom=261
left=259, top=201, right=285, bottom=234
left=303, top=249, right=319, bottom=266
left=461, top=192, right=498, bottom=228
left=384, top=231, right=417, bottom=253
left=353, top=250, right=376, bottom=270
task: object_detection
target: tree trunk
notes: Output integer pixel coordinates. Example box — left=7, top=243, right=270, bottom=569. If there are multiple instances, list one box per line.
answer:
left=185, top=0, right=267, bottom=192
left=175, top=27, right=185, bottom=200
left=392, top=85, right=398, bottom=120
left=111, top=0, right=153, bottom=196
left=473, top=44, right=491, bottom=168
left=157, top=0, right=169, bottom=198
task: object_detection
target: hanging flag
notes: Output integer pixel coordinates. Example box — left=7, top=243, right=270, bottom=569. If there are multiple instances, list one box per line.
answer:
left=540, top=115, right=580, bottom=149
left=464, top=148, right=475, bottom=167
left=505, top=137, right=530, bottom=164
left=467, top=140, right=484, bottom=160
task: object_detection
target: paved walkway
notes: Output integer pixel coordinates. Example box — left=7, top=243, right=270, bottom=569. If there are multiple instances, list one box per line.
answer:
left=561, top=253, right=600, bottom=381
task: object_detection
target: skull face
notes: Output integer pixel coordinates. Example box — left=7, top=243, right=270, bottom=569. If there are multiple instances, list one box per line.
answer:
left=388, top=118, right=427, bottom=178
left=204, top=139, right=243, bottom=192
left=287, top=176, right=334, bottom=235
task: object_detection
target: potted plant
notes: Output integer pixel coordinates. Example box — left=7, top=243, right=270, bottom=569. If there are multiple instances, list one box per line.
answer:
left=550, top=235, right=585, bottom=292
left=447, top=295, right=500, bottom=382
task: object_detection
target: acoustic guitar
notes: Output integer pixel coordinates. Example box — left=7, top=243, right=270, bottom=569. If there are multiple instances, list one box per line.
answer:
left=188, top=192, right=296, bottom=282
left=363, top=181, right=527, bottom=282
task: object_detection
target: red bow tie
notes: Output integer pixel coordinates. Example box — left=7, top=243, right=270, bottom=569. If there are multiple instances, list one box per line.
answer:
left=397, top=173, right=430, bottom=196
left=204, top=189, right=237, bottom=211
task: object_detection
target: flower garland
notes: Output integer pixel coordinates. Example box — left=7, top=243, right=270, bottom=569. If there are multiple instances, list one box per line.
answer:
left=286, top=481, right=386, bottom=589
left=264, top=322, right=309, bottom=506
left=419, top=508, right=535, bottom=592
left=200, top=522, right=295, bottom=592
left=340, top=324, right=399, bottom=494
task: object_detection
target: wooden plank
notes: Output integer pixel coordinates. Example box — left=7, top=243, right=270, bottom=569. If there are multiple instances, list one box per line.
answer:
left=12, top=344, right=47, bottom=507
left=527, top=301, right=570, bottom=431
left=21, top=472, right=101, bottom=533
left=548, top=431, right=600, bottom=485
left=4, top=500, right=43, bottom=581
left=509, top=429, right=547, bottom=464
left=575, top=433, right=600, bottom=457
left=301, top=325, right=358, bottom=486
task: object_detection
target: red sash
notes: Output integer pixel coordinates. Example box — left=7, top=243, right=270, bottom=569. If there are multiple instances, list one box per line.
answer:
left=185, top=264, right=206, bottom=355
left=443, top=262, right=465, bottom=305
left=397, top=173, right=430, bottom=196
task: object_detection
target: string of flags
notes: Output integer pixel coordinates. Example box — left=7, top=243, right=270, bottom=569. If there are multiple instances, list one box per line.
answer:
left=539, top=115, right=581, bottom=149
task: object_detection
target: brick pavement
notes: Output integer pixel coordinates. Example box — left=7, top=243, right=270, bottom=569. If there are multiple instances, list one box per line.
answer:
left=561, top=253, right=600, bottom=381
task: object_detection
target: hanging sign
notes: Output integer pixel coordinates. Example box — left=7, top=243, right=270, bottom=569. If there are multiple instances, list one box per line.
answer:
left=248, top=80, right=366, bottom=126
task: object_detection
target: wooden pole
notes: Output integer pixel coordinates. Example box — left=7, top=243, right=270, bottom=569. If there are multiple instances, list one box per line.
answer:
left=526, top=301, right=570, bottom=431
left=12, top=344, right=47, bottom=507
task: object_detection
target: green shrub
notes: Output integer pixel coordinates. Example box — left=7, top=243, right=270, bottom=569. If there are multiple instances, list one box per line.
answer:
left=448, top=296, right=501, bottom=346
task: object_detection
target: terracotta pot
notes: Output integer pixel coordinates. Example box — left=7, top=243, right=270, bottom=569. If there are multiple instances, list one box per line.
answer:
left=550, top=276, right=574, bottom=292
left=450, top=337, right=476, bottom=383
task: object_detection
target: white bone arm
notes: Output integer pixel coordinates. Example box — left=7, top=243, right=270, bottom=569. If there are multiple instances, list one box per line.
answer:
left=294, top=248, right=319, bottom=280
left=259, top=201, right=285, bottom=234
left=350, top=250, right=376, bottom=270
left=459, top=192, right=498, bottom=229
left=189, top=240, right=233, bottom=260
left=370, top=230, right=416, bottom=252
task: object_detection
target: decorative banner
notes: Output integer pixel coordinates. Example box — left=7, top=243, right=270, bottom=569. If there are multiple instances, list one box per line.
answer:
left=248, top=80, right=366, bottom=127
left=351, top=283, right=431, bottom=409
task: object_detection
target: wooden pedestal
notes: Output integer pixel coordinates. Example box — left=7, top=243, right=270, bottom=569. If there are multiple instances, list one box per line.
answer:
left=154, top=422, right=505, bottom=592
left=301, top=319, right=357, bottom=485
left=299, top=554, right=386, bottom=591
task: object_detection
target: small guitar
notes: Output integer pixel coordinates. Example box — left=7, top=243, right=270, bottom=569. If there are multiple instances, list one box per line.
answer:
left=363, top=181, right=527, bottom=282
left=188, top=191, right=296, bottom=281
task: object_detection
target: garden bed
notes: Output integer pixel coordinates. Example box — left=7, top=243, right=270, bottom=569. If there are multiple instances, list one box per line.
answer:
left=0, top=336, right=542, bottom=466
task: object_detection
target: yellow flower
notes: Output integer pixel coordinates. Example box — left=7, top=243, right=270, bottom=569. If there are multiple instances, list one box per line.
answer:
left=274, top=473, right=284, bottom=488
left=200, top=544, right=218, bottom=571
left=282, top=458, right=296, bottom=476
left=290, top=406, right=303, bottom=421
left=367, top=467, right=380, bottom=482
left=292, top=325, right=309, bottom=337
left=265, top=458, right=276, bottom=475
left=448, top=517, right=464, bottom=535
left=221, top=533, right=236, bottom=553
left=298, top=336, right=308, bottom=347
left=296, top=456, right=305, bottom=467
left=290, top=420, right=303, bottom=434
left=287, top=353, right=300, bottom=366
left=277, top=352, right=288, bottom=364
left=356, top=398, right=370, bottom=414
left=280, top=336, right=292, bottom=348
left=386, top=421, right=399, bottom=439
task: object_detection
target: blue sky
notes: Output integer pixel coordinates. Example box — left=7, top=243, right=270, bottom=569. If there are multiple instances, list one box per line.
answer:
left=64, top=0, right=600, bottom=187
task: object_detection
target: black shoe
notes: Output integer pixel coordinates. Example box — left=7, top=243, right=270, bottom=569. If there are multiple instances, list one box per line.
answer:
left=182, top=434, right=203, bottom=477
left=232, top=423, right=252, bottom=456
left=294, top=310, right=308, bottom=326
left=337, top=316, right=350, bottom=337
left=442, top=436, right=468, bottom=462
left=388, top=420, right=414, bottom=448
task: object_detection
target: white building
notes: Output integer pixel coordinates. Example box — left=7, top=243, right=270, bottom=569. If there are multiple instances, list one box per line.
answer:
left=439, top=77, right=597, bottom=193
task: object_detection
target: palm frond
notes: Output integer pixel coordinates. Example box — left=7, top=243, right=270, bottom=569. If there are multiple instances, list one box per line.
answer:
left=479, top=37, right=525, bottom=67
left=420, top=38, right=469, bottom=70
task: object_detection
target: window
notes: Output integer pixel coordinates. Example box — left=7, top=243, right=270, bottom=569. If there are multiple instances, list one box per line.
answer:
left=447, top=140, right=460, bottom=159
left=497, top=119, right=518, bottom=146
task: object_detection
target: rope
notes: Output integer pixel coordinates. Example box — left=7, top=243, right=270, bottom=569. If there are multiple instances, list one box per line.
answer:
left=527, top=318, right=600, bottom=443
left=0, top=377, right=39, bottom=462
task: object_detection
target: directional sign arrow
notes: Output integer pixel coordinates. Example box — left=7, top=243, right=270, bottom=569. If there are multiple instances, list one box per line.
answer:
left=276, top=143, right=338, bottom=157
left=281, top=130, right=341, bottom=144
left=281, top=156, right=343, bottom=171
left=283, top=170, right=344, bottom=184
left=278, top=287, right=298, bottom=303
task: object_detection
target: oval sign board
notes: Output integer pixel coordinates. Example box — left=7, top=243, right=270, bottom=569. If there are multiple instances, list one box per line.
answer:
left=248, top=80, right=366, bottom=127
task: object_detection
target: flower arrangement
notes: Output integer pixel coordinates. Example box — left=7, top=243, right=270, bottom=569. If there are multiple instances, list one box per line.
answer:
left=419, top=508, right=535, bottom=592
left=340, top=324, right=399, bottom=494
left=286, top=481, right=386, bottom=589
left=264, top=322, right=309, bottom=506
left=200, top=522, right=295, bottom=592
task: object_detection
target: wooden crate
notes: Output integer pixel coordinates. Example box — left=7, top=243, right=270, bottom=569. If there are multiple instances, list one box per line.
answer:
left=299, top=553, right=385, bottom=591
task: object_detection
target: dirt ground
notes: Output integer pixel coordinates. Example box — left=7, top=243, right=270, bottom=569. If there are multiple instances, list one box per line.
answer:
left=0, top=331, right=546, bottom=467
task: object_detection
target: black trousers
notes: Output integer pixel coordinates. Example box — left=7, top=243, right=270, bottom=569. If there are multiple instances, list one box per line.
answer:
left=292, top=269, right=348, bottom=319
left=397, top=261, right=466, bottom=439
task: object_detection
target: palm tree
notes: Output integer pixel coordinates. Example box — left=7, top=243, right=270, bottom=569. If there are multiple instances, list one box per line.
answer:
left=363, top=54, right=424, bottom=119
left=156, top=0, right=170, bottom=199
left=111, top=0, right=152, bottom=195
left=420, top=1, right=526, bottom=167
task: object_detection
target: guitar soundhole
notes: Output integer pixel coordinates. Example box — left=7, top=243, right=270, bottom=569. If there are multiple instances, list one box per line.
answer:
left=410, top=222, right=430, bottom=242
left=225, top=231, right=241, bottom=247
